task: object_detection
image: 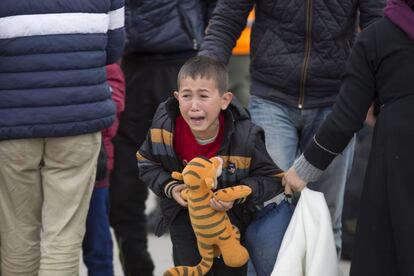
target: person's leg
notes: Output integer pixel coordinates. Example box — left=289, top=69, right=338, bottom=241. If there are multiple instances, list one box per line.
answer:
left=110, top=55, right=190, bottom=276
left=248, top=96, right=299, bottom=171
left=211, top=257, right=247, bottom=276
left=228, top=55, right=251, bottom=108
left=300, top=106, right=355, bottom=256
left=0, top=138, right=43, bottom=275
left=82, top=187, right=113, bottom=276
left=169, top=211, right=201, bottom=268
left=248, top=96, right=300, bottom=276
left=39, top=132, right=100, bottom=276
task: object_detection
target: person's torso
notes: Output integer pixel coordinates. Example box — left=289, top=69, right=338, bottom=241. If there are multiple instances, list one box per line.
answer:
left=250, top=0, right=360, bottom=108
left=0, top=1, right=116, bottom=139
left=124, top=0, right=209, bottom=55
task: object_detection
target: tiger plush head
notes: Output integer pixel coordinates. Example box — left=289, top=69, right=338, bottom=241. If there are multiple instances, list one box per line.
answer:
left=172, top=156, right=223, bottom=190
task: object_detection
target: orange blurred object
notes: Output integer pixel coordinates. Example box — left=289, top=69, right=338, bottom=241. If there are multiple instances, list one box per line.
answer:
left=232, top=10, right=254, bottom=55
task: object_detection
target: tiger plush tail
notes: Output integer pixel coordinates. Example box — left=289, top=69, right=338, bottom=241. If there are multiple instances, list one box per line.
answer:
left=163, top=255, right=214, bottom=276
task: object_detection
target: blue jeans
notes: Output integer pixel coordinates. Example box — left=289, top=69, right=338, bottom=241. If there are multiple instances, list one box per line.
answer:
left=248, top=95, right=355, bottom=254
left=82, top=187, right=114, bottom=276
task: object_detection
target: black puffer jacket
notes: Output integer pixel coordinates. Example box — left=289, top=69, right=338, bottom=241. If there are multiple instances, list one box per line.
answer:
left=199, top=0, right=385, bottom=108
left=124, top=0, right=216, bottom=55
left=137, top=97, right=283, bottom=236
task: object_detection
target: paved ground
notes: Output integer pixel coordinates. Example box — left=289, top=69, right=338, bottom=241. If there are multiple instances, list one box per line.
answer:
left=79, top=192, right=351, bottom=276
left=79, top=232, right=351, bottom=276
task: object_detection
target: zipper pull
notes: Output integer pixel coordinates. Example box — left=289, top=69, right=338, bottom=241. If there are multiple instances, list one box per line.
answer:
left=192, top=39, right=198, bottom=50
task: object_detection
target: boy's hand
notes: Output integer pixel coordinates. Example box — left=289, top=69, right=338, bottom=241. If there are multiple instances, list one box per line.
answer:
left=210, top=198, right=234, bottom=212
left=172, top=184, right=188, bottom=207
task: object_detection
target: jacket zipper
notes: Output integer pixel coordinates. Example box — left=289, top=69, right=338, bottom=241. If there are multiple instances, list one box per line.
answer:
left=298, top=0, right=313, bottom=109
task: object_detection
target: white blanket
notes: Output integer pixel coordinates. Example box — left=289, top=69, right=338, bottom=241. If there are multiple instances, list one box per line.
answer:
left=271, top=188, right=339, bottom=276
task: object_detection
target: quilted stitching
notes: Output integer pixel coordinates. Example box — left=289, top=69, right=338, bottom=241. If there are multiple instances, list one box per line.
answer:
left=251, top=0, right=359, bottom=100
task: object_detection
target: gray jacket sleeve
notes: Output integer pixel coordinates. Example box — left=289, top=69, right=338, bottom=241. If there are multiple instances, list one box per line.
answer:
left=198, top=0, right=254, bottom=64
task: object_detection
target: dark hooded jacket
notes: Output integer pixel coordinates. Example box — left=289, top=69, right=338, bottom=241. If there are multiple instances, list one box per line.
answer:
left=137, top=97, right=283, bottom=236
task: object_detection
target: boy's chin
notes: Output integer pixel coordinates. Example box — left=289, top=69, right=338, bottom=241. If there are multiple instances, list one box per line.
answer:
left=189, top=125, right=208, bottom=133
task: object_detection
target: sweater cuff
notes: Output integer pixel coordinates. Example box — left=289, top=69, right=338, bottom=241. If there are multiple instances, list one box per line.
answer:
left=164, top=180, right=180, bottom=198
left=303, top=136, right=339, bottom=170
left=293, top=154, right=324, bottom=183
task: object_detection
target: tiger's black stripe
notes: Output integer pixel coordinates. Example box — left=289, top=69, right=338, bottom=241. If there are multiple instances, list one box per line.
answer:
left=187, top=161, right=206, bottom=168
left=189, top=204, right=210, bottom=211
left=190, top=210, right=217, bottom=220
left=198, top=241, right=213, bottom=250
left=189, top=193, right=209, bottom=202
left=183, top=170, right=201, bottom=179
left=195, top=227, right=226, bottom=238
left=188, top=185, right=200, bottom=190
left=201, top=261, right=211, bottom=268
left=192, top=215, right=226, bottom=230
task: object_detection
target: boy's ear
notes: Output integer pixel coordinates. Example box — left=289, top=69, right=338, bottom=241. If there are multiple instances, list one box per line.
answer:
left=173, top=91, right=179, bottom=100
left=221, top=91, right=233, bottom=110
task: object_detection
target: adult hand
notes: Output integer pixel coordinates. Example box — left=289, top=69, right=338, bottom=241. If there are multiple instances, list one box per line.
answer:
left=210, top=198, right=234, bottom=212
left=282, top=166, right=307, bottom=195
left=172, top=184, right=188, bottom=207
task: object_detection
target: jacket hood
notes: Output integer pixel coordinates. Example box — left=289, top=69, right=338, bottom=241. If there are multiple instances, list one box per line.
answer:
left=227, top=96, right=251, bottom=121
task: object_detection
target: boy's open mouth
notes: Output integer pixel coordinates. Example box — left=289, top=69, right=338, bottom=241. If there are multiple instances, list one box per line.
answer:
left=190, top=116, right=205, bottom=125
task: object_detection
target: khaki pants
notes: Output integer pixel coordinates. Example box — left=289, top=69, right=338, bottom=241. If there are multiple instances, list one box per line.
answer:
left=0, top=133, right=101, bottom=276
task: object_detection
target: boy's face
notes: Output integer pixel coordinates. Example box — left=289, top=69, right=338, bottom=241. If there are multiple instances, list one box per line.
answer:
left=174, top=76, right=233, bottom=140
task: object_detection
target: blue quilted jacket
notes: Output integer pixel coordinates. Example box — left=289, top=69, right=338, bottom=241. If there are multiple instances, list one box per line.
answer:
left=0, top=0, right=125, bottom=139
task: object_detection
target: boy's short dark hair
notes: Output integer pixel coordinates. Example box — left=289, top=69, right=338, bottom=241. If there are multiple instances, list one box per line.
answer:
left=177, top=56, right=228, bottom=94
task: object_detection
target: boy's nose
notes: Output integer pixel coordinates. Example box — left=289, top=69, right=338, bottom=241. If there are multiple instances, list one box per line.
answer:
left=190, top=100, right=200, bottom=110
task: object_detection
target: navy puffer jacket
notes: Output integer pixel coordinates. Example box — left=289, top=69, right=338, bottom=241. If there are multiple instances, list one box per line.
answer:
left=199, top=0, right=385, bottom=108
left=0, top=0, right=125, bottom=139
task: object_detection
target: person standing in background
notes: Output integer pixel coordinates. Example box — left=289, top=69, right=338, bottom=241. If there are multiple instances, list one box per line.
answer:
left=109, top=1, right=216, bottom=275
left=198, top=0, right=384, bottom=257
left=0, top=0, right=124, bottom=275
left=82, top=63, right=126, bottom=276
left=283, top=1, right=414, bottom=274
left=228, top=10, right=254, bottom=108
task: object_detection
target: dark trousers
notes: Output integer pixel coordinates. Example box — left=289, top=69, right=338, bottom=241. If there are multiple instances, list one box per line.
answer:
left=109, top=53, right=194, bottom=276
left=82, top=187, right=114, bottom=276
left=170, top=210, right=247, bottom=276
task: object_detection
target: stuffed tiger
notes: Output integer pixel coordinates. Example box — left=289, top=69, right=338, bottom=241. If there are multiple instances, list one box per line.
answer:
left=164, top=156, right=252, bottom=276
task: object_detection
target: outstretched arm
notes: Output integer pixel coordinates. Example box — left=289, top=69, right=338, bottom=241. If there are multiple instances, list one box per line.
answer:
left=284, top=27, right=377, bottom=192
left=198, top=0, right=254, bottom=64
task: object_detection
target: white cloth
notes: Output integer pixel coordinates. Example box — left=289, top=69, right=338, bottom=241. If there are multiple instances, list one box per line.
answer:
left=271, top=188, right=339, bottom=276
